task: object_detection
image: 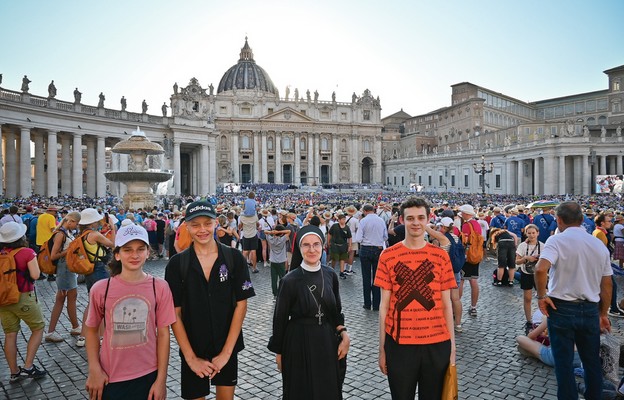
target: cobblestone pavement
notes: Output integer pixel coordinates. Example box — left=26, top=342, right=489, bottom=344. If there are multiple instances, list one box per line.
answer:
left=1, top=256, right=623, bottom=399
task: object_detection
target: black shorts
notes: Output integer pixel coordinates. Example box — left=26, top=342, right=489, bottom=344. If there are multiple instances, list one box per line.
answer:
left=180, top=352, right=238, bottom=399
left=520, top=271, right=535, bottom=290
left=496, top=241, right=516, bottom=269
left=242, top=236, right=258, bottom=251
left=102, top=370, right=157, bottom=400
left=461, top=262, right=479, bottom=279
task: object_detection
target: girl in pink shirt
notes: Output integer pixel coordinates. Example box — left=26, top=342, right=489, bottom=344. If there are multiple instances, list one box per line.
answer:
left=85, top=221, right=176, bottom=400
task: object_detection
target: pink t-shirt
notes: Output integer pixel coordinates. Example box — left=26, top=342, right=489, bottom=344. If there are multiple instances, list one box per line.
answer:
left=143, top=219, right=157, bottom=232
left=86, top=275, right=176, bottom=383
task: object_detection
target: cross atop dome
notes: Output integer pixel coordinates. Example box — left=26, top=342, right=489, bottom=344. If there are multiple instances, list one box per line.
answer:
left=239, top=36, right=254, bottom=62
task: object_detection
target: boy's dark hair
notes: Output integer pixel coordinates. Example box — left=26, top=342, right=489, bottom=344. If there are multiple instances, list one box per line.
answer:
left=555, top=202, right=583, bottom=226
left=400, top=197, right=430, bottom=219
left=309, top=216, right=321, bottom=227
left=594, top=213, right=608, bottom=227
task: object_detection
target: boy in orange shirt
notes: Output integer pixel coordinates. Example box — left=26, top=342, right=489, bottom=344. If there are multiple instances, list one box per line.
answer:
left=375, top=197, right=456, bottom=399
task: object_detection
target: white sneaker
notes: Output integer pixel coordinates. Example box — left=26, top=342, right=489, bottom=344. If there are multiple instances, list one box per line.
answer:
left=44, top=331, right=63, bottom=343
left=76, top=336, right=86, bottom=347
left=70, top=325, right=82, bottom=336
left=264, top=261, right=270, bottom=267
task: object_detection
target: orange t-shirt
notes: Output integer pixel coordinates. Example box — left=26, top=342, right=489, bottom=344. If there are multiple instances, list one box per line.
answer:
left=374, top=242, right=456, bottom=345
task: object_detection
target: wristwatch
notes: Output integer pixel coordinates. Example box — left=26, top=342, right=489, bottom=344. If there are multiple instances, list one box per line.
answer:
left=537, top=294, right=548, bottom=300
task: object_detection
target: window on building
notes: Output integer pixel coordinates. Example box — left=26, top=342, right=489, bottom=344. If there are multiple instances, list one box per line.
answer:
left=321, top=138, right=329, bottom=151
left=451, top=175, right=455, bottom=187
left=614, top=80, right=621, bottom=91
left=464, top=175, right=469, bottom=187
left=364, top=140, right=370, bottom=152
left=341, top=139, right=347, bottom=152
left=220, top=136, right=228, bottom=150
left=341, top=112, right=347, bottom=120
left=587, top=117, right=596, bottom=125
left=439, top=176, right=443, bottom=186
left=428, top=176, right=432, bottom=186
left=363, top=110, right=370, bottom=120
left=300, top=138, right=306, bottom=150
left=268, top=108, right=274, bottom=114
left=321, top=111, right=330, bottom=119
left=283, top=137, right=291, bottom=150
left=597, top=98, right=608, bottom=110
left=241, top=136, right=250, bottom=149
left=241, top=107, right=251, bottom=115
left=401, top=176, right=404, bottom=185
left=496, top=174, right=501, bottom=188
left=418, top=175, right=422, bottom=184
left=598, top=115, right=607, bottom=125
left=394, top=176, right=396, bottom=185
left=220, top=106, right=227, bottom=114
left=268, top=137, right=273, bottom=150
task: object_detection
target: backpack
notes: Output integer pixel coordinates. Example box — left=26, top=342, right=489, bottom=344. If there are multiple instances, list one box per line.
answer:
left=464, top=221, right=484, bottom=264
left=0, top=248, right=25, bottom=306
left=66, top=230, right=97, bottom=275
left=175, top=221, right=192, bottom=252
left=444, top=232, right=466, bottom=273
left=37, top=229, right=68, bottom=275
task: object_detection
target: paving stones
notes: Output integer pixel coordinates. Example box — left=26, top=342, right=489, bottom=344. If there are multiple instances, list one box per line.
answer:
left=1, top=257, right=622, bottom=399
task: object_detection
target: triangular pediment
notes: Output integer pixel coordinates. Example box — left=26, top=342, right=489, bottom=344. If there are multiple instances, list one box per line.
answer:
left=261, top=107, right=315, bottom=122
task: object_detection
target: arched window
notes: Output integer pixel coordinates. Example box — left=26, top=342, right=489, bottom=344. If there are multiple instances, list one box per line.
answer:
left=598, top=115, right=607, bottom=125
left=300, top=137, right=306, bottom=151
left=268, top=137, right=274, bottom=150
left=587, top=117, right=596, bottom=125
left=364, top=140, right=370, bottom=152
left=321, top=137, right=329, bottom=151
left=341, top=139, right=347, bottom=152
left=283, top=137, right=291, bottom=150
left=241, top=135, right=250, bottom=149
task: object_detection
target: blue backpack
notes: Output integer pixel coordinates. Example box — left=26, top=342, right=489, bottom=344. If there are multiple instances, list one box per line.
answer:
left=444, top=232, right=466, bottom=273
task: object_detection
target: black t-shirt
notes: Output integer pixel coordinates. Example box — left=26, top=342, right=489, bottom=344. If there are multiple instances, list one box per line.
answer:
left=388, top=224, right=405, bottom=246
left=164, top=244, right=255, bottom=358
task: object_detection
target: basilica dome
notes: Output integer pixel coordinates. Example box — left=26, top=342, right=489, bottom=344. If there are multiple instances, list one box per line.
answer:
left=217, top=38, right=278, bottom=95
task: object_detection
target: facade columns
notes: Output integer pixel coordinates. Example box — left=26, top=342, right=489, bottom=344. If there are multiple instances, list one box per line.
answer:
left=533, top=158, right=541, bottom=195
left=96, top=137, right=106, bottom=197
left=47, top=131, right=58, bottom=197
left=351, top=134, right=359, bottom=184
left=517, top=159, right=524, bottom=195
left=313, top=134, right=320, bottom=184
left=573, top=156, right=582, bottom=194
left=5, top=131, right=17, bottom=198
left=558, top=155, right=566, bottom=195
left=231, top=131, right=240, bottom=183
left=506, top=162, right=514, bottom=195
left=600, top=155, right=607, bottom=175
left=294, top=132, right=300, bottom=186
left=374, top=135, right=382, bottom=184
left=209, top=144, right=216, bottom=194
left=617, top=155, right=623, bottom=175
left=261, top=131, right=268, bottom=183
left=72, top=133, right=83, bottom=197
left=61, top=136, right=72, bottom=195
left=19, top=127, right=31, bottom=197
left=200, top=144, right=209, bottom=195
left=275, top=131, right=282, bottom=184
left=173, top=141, right=181, bottom=195
left=34, top=134, right=45, bottom=195
left=86, top=139, right=96, bottom=197
left=543, top=155, right=556, bottom=195
left=307, top=133, right=314, bottom=184
left=331, top=135, right=339, bottom=183
left=581, top=154, right=590, bottom=195
left=253, top=131, right=260, bottom=184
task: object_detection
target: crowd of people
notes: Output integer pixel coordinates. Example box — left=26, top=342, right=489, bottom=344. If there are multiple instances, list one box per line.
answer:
left=0, top=189, right=623, bottom=399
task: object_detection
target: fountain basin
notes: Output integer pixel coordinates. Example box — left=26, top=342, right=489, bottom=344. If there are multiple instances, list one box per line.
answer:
left=104, top=171, right=173, bottom=183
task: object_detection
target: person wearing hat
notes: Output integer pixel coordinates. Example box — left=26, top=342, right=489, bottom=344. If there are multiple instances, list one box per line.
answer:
left=375, top=197, right=455, bottom=399
left=614, top=214, right=624, bottom=270
left=0, top=222, right=48, bottom=382
left=85, top=220, right=176, bottom=400
left=581, top=208, right=596, bottom=234
left=353, top=204, right=388, bottom=311
left=75, top=208, right=116, bottom=348
left=165, top=200, right=255, bottom=400
left=489, top=207, right=506, bottom=229
left=458, top=204, right=483, bottom=317
left=36, top=206, right=60, bottom=281
left=268, top=224, right=350, bottom=399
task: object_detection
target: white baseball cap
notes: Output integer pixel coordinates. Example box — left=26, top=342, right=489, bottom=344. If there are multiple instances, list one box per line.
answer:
left=115, top=222, right=150, bottom=247
left=440, top=217, right=455, bottom=227
left=458, top=204, right=475, bottom=216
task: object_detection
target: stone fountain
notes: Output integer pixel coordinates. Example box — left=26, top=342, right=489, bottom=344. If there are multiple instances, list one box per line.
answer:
left=105, top=127, right=173, bottom=209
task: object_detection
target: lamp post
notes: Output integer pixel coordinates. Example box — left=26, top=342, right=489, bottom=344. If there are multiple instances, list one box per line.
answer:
left=472, top=155, right=493, bottom=196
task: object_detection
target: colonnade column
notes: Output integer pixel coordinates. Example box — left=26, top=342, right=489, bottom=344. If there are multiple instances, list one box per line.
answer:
left=86, top=139, right=96, bottom=197
left=294, top=133, right=300, bottom=186
left=307, top=133, right=314, bottom=184
left=200, top=144, right=209, bottom=195
left=19, top=127, right=31, bottom=197
left=533, top=158, right=541, bottom=195
left=275, top=131, right=282, bottom=184
left=72, top=133, right=83, bottom=197
left=96, top=137, right=106, bottom=197
left=617, top=155, right=623, bottom=175
left=581, top=154, right=590, bottom=195
left=600, top=155, right=607, bottom=175
left=34, top=134, right=45, bottom=195
left=47, top=131, right=58, bottom=197
left=558, top=156, right=566, bottom=195
left=261, top=131, right=268, bottom=183
left=313, top=134, right=320, bottom=184
left=253, top=131, right=260, bottom=184
left=573, top=156, right=582, bottom=194
left=331, top=135, right=339, bottom=183
left=209, top=144, right=216, bottom=195
left=5, top=131, right=17, bottom=198
left=505, top=162, right=513, bottom=195
left=61, top=136, right=72, bottom=196
left=517, top=159, right=524, bottom=195
left=231, top=131, right=239, bottom=183
left=173, top=141, right=181, bottom=196
left=543, top=155, right=556, bottom=195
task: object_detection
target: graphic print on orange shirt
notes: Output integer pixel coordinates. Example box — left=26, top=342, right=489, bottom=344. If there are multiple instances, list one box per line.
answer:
left=394, top=260, right=435, bottom=312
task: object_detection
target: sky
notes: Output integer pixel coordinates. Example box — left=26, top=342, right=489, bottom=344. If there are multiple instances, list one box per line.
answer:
left=1, top=0, right=622, bottom=118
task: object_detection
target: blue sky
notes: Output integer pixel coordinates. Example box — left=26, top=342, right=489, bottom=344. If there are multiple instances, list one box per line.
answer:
left=1, top=0, right=622, bottom=118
